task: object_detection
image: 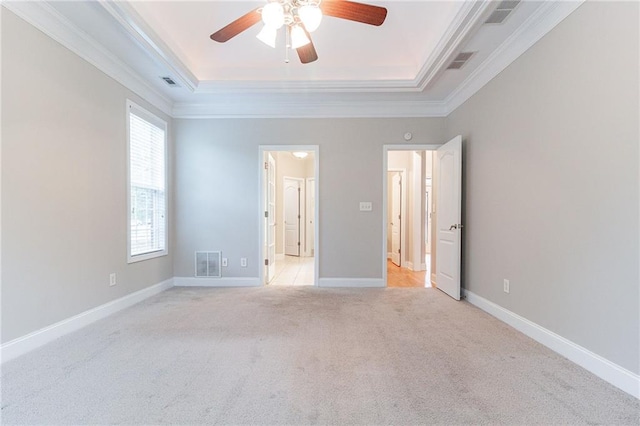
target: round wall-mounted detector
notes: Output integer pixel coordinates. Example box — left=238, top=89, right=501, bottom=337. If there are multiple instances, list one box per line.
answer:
left=404, top=132, right=413, bottom=141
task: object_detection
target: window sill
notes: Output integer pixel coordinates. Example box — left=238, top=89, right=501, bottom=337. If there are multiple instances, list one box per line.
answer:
left=128, top=249, right=168, bottom=264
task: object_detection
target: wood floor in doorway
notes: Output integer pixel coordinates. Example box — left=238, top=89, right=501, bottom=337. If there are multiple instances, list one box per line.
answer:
left=387, top=260, right=431, bottom=288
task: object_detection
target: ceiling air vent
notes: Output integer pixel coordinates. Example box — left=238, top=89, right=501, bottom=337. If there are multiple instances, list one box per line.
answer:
left=161, top=76, right=178, bottom=86
left=447, top=52, right=475, bottom=70
left=485, top=0, right=520, bottom=24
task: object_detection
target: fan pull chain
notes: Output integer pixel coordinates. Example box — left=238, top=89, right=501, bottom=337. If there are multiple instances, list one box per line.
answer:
left=285, top=25, right=290, bottom=63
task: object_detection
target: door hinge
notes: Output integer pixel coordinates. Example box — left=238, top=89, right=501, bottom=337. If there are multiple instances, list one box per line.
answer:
left=264, top=162, right=268, bottom=169
left=265, top=211, right=268, bottom=218
left=298, top=242, right=301, bottom=246
left=264, top=259, right=269, bottom=266
left=298, top=215, right=301, bottom=219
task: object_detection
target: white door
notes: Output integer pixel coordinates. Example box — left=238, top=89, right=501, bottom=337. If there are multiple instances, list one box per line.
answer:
left=306, top=178, right=315, bottom=257
left=266, top=153, right=277, bottom=282
left=284, top=178, right=301, bottom=256
left=435, top=135, right=462, bottom=300
left=390, top=172, right=402, bottom=266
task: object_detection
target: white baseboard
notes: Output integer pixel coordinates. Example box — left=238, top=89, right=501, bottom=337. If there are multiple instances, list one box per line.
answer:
left=421, top=263, right=427, bottom=271
left=386, top=252, right=392, bottom=259
left=404, top=261, right=414, bottom=270
left=174, top=277, right=261, bottom=287
left=1, top=278, right=174, bottom=364
left=464, top=290, right=640, bottom=399
left=431, top=273, right=437, bottom=287
left=318, top=278, right=385, bottom=288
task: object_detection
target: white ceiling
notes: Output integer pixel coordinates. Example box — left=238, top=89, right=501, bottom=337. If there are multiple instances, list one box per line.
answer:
left=127, top=1, right=465, bottom=83
left=5, top=1, right=584, bottom=117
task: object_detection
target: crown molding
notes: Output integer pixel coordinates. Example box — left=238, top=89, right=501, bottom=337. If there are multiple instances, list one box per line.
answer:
left=96, top=0, right=199, bottom=92
left=172, top=99, right=448, bottom=119
left=415, top=0, right=495, bottom=92
left=195, top=78, right=422, bottom=94
left=2, top=1, right=173, bottom=116
left=4, top=0, right=586, bottom=120
left=101, top=0, right=492, bottom=95
left=444, top=0, right=586, bottom=115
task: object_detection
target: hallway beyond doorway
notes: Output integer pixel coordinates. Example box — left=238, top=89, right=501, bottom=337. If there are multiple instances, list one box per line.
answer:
left=269, top=256, right=314, bottom=286
left=387, top=255, right=432, bottom=288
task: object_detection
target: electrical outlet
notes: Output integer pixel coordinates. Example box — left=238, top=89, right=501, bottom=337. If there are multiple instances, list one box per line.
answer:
left=222, top=258, right=228, bottom=267
left=109, top=273, right=117, bottom=287
left=240, top=258, right=247, bottom=267
left=503, top=279, right=510, bottom=294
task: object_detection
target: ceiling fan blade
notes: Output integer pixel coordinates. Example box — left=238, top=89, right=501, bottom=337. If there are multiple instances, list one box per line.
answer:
left=297, top=29, right=318, bottom=64
left=320, top=0, right=387, bottom=26
left=210, top=8, right=261, bottom=42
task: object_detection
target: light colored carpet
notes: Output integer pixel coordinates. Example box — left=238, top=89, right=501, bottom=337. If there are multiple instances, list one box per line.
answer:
left=1, top=287, right=638, bottom=425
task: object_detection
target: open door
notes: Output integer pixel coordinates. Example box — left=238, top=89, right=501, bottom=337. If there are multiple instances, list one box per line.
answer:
left=390, top=172, right=402, bottom=266
left=265, top=153, right=277, bottom=282
left=435, top=136, right=462, bottom=300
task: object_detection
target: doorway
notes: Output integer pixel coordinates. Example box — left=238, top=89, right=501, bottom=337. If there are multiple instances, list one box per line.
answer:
left=383, top=138, right=463, bottom=299
left=384, top=148, right=436, bottom=288
left=260, top=147, right=318, bottom=286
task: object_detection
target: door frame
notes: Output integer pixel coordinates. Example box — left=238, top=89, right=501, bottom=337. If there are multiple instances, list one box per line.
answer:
left=305, top=177, right=315, bottom=257
left=259, top=145, right=319, bottom=287
left=283, top=176, right=305, bottom=257
left=383, top=145, right=441, bottom=287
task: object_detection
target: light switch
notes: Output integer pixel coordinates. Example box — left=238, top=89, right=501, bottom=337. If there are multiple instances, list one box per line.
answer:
left=359, top=202, right=373, bottom=212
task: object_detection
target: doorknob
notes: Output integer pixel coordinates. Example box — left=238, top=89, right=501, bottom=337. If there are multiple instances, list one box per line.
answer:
left=449, top=224, right=464, bottom=230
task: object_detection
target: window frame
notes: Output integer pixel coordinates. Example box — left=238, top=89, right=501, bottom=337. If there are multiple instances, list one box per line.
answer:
left=126, top=100, right=168, bottom=263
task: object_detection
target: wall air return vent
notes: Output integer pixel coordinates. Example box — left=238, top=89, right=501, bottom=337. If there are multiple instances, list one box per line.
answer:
left=195, top=251, right=221, bottom=278
left=485, top=0, right=520, bottom=24
left=447, top=52, right=475, bottom=70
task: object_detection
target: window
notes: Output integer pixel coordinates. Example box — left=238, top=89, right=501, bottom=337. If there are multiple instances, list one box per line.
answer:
left=127, top=100, right=167, bottom=262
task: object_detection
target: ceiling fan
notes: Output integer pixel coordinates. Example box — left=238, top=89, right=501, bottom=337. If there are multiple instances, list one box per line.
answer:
left=210, top=0, right=387, bottom=64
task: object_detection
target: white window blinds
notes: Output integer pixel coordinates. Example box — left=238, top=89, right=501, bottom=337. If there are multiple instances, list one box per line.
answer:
left=128, top=101, right=167, bottom=261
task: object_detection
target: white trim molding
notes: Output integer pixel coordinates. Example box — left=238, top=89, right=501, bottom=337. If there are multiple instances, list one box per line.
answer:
left=173, top=277, right=261, bottom=287
left=1, top=279, right=174, bottom=364
left=3, top=0, right=585, bottom=119
left=318, top=278, right=385, bottom=288
left=97, top=1, right=199, bottom=92
left=445, top=0, right=585, bottom=115
left=2, top=1, right=173, bottom=116
left=173, top=99, right=448, bottom=119
left=464, top=290, right=640, bottom=399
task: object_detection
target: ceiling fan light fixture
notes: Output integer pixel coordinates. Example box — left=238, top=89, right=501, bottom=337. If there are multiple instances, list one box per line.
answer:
left=261, top=1, right=285, bottom=29
left=298, top=4, right=323, bottom=32
left=292, top=151, right=309, bottom=159
left=256, top=25, right=278, bottom=48
left=290, top=24, right=310, bottom=49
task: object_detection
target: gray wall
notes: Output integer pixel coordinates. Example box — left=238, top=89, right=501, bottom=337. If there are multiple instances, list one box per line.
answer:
left=446, top=1, right=639, bottom=373
left=1, top=10, right=174, bottom=343
left=173, top=118, right=446, bottom=279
